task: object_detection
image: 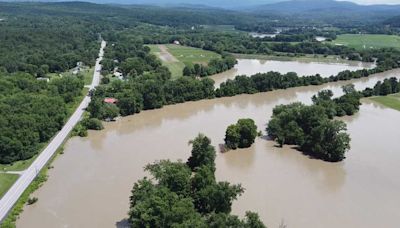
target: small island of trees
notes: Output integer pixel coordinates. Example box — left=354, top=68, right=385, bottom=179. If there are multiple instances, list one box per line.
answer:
left=266, top=85, right=365, bottom=162
left=224, top=119, right=258, bottom=150
left=128, top=134, right=266, bottom=227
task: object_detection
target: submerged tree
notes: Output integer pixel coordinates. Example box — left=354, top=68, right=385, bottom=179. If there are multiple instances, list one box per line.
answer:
left=128, top=134, right=266, bottom=227
left=266, top=91, right=356, bottom=162
left=225, top=119, right=258, bottom=150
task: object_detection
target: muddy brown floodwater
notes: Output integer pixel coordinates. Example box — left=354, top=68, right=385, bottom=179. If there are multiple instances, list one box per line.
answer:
left=211, top=59, right=375, bottom=87
left=17, top=69, right=400, bottom=228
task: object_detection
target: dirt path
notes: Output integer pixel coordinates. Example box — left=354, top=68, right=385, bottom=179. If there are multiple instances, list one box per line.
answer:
left=157, top=45, right=179, bottom=63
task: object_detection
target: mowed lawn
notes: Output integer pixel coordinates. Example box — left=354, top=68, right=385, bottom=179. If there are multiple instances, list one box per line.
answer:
left=165, top=44, right=221, bottom=65
left=332, top=34, right=400, bottom=50
left=148, top=44, right=221, bottom=79
left=370, top=94, right=400, bottom=111
left=0, top=174, right=19, bottom=198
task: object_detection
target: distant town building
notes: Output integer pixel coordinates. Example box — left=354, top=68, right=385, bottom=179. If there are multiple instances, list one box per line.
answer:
left=113, top=71, right=123, bottom=80
left=36, top=77, right=50, bottom=82
left=72, top=62, right=84, bottom=75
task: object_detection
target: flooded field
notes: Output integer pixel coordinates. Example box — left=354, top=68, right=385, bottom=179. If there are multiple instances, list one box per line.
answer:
left=211, top=58, right=375, bottom=87
left=17, top=69, right=400, bottom=228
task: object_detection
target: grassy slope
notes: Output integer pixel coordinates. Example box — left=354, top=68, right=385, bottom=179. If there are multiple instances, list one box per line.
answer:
left=0, top=174, right=19, bottom=199
left=148, top=44, right=221, bottom=79
left=370, top=94, right=400, bottom=111
left=332, top=34, right=400, bottom=50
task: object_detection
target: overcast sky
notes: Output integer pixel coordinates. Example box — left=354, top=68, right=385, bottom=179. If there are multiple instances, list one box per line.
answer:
left=344, top=0, right=400, bottom=4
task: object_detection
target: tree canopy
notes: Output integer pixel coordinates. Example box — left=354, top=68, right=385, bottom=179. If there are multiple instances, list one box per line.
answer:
left=225, top=119, right=258, bottom=150
left=128, top=134, right=266, bottom=227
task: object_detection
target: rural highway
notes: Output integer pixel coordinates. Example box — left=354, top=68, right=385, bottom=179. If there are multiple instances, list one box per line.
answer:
left=0, top=40, right=106, bottom=222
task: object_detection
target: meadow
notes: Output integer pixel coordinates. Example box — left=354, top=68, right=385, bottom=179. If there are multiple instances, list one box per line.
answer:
left=148, top=44, right=221, bottom=79
left=370, top=94, right=400, bottom=111
left=331, top=34, right=400, bottom=50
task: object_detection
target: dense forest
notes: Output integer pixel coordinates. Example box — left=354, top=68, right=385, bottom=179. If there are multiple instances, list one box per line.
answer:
left=0, top=14, right=100, bottom=75
left=0, top=73, right=84, bottom=163
left=0, top=4, right=106, bottom=163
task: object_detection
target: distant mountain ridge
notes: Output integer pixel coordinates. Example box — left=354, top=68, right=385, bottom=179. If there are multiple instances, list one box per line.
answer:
left=2, top=0, right=400, bottom=11
left=249, top=0, right=400, bottom=13
left=0, top=0, right=280, bottom=9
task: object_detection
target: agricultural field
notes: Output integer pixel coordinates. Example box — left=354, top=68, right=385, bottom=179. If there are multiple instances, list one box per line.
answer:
left=370, top=94, right=400, bottom=111
left=331, top=34, right=400, bottom=50
left=148, top=44, right=221, bottom=79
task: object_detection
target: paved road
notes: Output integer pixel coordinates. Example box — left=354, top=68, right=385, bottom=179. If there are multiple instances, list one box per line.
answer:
left=0, top=40, right=106, bottom=222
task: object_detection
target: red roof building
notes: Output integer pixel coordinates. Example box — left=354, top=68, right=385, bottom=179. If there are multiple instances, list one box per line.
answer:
left=104, top=98, right=118, bottom=104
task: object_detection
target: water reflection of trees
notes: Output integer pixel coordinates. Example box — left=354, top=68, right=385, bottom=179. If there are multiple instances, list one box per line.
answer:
left=262, top=142, right=347, bottom=193
left=218, top=144, right=256, bottom=171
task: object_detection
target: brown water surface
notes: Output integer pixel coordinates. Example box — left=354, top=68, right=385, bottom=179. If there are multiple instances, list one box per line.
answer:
left=211, top=59, right=375, bottom=87
left=17, top=69, right=400, bottom=228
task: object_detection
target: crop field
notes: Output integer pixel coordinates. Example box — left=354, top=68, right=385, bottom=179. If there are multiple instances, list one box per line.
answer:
left=331, top=34, right=400, bottom=50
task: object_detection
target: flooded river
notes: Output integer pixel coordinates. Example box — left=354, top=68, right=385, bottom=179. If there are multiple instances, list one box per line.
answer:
left=211, top=58, right=375, bottom=87
left=17, top=69, right=400, bottom=228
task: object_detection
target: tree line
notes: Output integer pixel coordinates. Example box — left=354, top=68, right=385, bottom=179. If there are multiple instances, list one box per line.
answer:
left=183, top=54, right=237, bottom=77
left=215, top=59, right=399, bottom=98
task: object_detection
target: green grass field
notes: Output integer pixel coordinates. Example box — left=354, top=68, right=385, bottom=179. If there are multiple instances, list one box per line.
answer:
left=331, top=34, right=400, bottom=50
left=148, top=44, right=221, bottom=79
left=0, top=174, right=19, bottom=198
left=0, top=155, right=38, bottom=172
left=47, top=66, right=94, bottom=85
left=165, top=44, right=221, bottom=65
left=370, top=94, right=400, bottom=111
left=81, top=67, right=94, bottom=85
